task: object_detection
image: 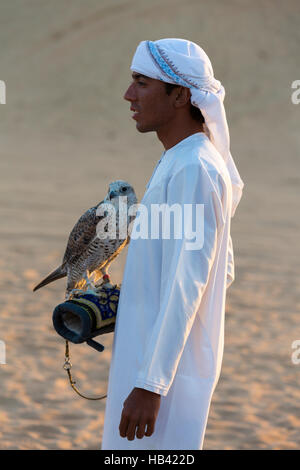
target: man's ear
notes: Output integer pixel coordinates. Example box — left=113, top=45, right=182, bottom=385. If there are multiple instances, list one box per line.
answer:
left=174, top=87, right=191, bottom=108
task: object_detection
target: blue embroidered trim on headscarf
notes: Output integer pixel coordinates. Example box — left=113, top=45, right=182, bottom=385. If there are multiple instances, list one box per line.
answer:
left=146, top=41, right=203, bottom=88
left=146, top=41, right=197, bottom=89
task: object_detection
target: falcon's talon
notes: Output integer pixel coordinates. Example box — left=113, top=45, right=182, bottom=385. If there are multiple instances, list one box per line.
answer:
left=101, top=283, right=114, bottom=290
left=67, top=288, right=86, bottom=299
left=85, top=288, right=98, bottom=295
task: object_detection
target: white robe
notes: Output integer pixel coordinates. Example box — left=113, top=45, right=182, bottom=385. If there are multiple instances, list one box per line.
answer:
left=102, top=132, right=233, bottom=450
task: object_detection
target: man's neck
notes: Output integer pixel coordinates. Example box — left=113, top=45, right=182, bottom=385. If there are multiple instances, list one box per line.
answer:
left=156, top=121, right=204, bottom=151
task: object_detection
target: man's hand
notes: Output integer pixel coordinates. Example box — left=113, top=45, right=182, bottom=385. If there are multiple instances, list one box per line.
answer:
left=119, top=387, right=161, bottom=441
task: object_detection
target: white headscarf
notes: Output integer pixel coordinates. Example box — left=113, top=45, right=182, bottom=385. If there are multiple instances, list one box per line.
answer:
left=130, top=38, right=244, bottom=217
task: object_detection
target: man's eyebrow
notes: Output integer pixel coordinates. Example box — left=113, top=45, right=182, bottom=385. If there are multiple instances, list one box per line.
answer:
left=131, top=72, right=149, bottom=80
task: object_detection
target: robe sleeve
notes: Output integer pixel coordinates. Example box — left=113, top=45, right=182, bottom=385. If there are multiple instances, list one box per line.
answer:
left=134, top=163, right=225, bottom=396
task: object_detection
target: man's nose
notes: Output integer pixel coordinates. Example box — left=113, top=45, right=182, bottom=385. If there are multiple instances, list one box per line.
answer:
left=124, top=83, right=136, bottom=102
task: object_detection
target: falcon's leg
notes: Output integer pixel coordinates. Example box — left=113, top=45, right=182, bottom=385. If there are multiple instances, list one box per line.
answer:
left=65, top=271, right=95, bottom=299
left=97, top=265, right=113, bottom=288
left=66, top=288, right=86, bottom=300
left=83, top=271, right=96, bottom=291
left=101, top=265, right=109, bottom=278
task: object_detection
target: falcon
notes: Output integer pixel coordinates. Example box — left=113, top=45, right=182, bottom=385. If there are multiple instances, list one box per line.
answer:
left=33, top=180, right=137, bottom=299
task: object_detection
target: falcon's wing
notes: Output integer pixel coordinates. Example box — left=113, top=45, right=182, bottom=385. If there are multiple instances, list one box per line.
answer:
left=62, top=202, right=105, bottom=265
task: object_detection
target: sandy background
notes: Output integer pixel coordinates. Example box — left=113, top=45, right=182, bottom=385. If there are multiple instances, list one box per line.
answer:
left=0, top=0, right=299, bottom=449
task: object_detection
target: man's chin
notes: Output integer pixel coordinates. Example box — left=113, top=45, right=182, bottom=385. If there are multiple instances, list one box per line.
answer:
left=136, top=122, right=153, bottom=133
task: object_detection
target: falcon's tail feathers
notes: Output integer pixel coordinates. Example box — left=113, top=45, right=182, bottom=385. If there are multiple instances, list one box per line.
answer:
left=33, top=265, right=66, bottom=292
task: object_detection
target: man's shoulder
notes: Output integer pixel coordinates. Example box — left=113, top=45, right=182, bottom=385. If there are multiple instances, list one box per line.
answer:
left=169, top=135, right=232, bottom=202
left=171, top=134, right=227, bottom=180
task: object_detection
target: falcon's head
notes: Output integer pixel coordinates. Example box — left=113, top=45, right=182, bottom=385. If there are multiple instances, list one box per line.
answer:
left=106, top=180, right=137, bottom=207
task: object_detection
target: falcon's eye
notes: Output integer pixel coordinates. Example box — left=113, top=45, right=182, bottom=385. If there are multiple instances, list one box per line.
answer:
left=121, top=186, right=127, bottom=192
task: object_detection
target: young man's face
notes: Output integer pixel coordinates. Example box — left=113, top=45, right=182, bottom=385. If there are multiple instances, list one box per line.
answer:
left=124, top=72, right=175, bottom=133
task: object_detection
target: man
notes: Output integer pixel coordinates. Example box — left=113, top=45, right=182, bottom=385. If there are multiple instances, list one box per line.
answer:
left=102, top=38, right=244, bottom=450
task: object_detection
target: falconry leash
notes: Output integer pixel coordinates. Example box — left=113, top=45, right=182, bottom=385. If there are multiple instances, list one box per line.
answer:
left=53, top=278, right=120, bottom=400
left=63, top=340, right=107, bottom=400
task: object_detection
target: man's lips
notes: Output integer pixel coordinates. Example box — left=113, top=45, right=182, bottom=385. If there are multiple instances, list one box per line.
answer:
left=130, top=107, right=140, bottom=120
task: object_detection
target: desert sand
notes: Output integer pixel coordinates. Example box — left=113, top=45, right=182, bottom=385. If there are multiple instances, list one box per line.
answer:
left=0, top=0, right=299, bottom=449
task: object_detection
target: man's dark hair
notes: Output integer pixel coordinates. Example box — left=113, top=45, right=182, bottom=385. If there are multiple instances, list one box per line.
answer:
left=165, top=83, right=205, bottom=125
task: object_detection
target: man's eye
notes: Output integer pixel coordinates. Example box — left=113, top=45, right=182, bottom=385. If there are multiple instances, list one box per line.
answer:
left=138, top=81, right=146, bottom=86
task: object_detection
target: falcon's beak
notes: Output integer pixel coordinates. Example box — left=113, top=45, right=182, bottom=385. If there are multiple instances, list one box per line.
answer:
left=109, top=190, right=118, bottom=200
